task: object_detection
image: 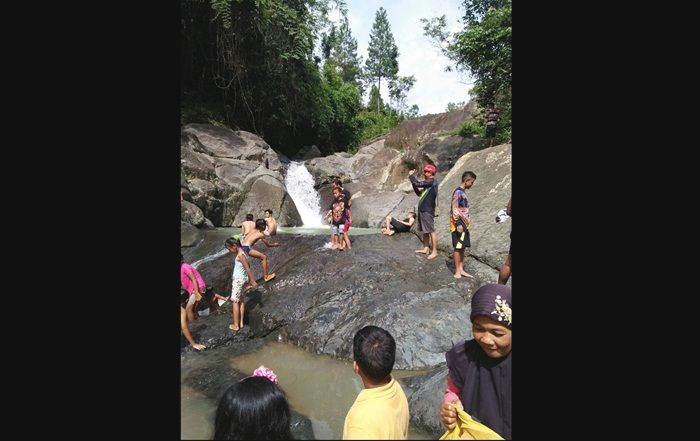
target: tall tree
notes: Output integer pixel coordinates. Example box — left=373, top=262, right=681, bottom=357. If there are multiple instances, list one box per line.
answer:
left=388, top=75, right=416, bottom=113
left=364, top=7, right=398, bottom=112
left=421, top=1, right=511, bottom=117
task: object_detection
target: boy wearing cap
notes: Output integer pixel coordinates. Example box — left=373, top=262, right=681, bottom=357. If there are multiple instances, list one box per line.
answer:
left=409, top=164, right=439, bottom=259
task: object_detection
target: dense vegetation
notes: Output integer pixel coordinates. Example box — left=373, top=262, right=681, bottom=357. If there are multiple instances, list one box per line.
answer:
left=182, top=0, right=419, bottom=157
left=422, top=0, right=512, bottom=144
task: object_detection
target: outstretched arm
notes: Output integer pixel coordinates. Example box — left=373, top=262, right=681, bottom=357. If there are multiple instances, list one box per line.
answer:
left=261, top=237, right=279, bottom=248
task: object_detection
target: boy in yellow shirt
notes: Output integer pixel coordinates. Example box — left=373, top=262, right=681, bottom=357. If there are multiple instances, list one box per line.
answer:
left=343, top=326, right=409, bottom=439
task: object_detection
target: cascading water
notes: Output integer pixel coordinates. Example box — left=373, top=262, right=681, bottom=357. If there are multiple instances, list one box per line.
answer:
left=284, top=161, right=325, bottom=227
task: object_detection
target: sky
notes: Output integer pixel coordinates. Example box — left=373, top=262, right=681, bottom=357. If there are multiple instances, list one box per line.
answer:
left=333, top=0, right=472, bottom=116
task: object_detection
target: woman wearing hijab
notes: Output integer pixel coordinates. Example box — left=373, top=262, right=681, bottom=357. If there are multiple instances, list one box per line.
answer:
left=440, top=284, right=512, bottom=439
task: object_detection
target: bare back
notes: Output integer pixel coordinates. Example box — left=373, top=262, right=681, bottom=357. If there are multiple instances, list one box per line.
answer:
left=241, top=220, right=255, bottom=237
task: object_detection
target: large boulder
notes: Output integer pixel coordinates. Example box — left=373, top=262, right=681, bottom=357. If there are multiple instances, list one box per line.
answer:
left=384, top=103, right=478, bottom=151
left=181, top=146, right=217, bottom=181
left=349, top=190, right=407, bottom=228
left=213, top=158, right=261, bottom=192
left=241, top=166, right=285, bottom=193
left=305, top=153, right=355, bottom=185
left=197, top=233, right=478, bottom=370
left=232, top=175, right=302, bottom=227
left=182, top=124, right=269, bottom=161
left=181, top=200, right=205, bottom=227
left=420, top=135, right=486, bottom=175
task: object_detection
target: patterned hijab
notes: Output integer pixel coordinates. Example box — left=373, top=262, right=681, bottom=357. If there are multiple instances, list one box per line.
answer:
left=470, top=284, right=512, bottom=329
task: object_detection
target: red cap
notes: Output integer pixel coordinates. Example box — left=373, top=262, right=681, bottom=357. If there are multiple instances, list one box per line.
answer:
left=423, top=164, right=437, bottom=174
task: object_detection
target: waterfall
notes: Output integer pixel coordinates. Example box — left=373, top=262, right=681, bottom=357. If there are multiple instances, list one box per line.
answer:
left=285, top=161, right=325, bottom=227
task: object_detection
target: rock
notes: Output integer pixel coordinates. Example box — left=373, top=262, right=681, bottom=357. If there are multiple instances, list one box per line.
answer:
left=181, top=221, right=202, bottom=247
left=349, top=191, right=407, bottom=228
left=183, top=124, right=270, bottom=161
left=402, top=367, right=449, bottom=437
left=181, top=200, right=205, bottom=226
left=197, top=233, right=478, bottom=370
left=297, top=144, right=322, bottom=160
left=232, top=175, right=302, bottom=227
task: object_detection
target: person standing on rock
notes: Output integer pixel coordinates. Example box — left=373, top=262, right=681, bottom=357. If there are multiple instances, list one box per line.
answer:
left=241, top=219, right=279, bottom=282
left=439, top=284, right=512, bottom=439
left=484, top=103, right=500, bottom=148
left=224, top=237, right=257, bottom=332
left=343, top=326, right=409, bottom=439
left=409, top=164, right=439, bottom=259
left=332, top=178, right=352, bottom=232
left=450, top=171, right=477, bottom=278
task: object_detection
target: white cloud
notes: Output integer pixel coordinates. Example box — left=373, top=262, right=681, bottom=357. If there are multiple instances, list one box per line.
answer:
left=343, top=0, right=472, bottom=115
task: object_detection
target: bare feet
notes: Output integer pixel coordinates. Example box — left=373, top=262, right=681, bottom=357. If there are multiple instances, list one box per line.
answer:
left=264, top=273, right=276, bottom=282
left=229, top=324, right=240, bottom=332
left=192, top=343, right=206, bottom=351
left=332, top=244, right=339, bottom=250
left=415, top=248, right=429, bottom=254
left=427, top=253, right=438, bottom=260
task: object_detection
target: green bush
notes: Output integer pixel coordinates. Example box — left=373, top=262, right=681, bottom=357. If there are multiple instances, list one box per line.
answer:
left=458, top=120, right=485, bottom=138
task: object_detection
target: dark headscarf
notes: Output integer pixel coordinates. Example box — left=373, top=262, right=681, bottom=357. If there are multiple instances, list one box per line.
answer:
left=470, top=283, right=512, bottom=329
left=445, top=284, right=512, bottom=438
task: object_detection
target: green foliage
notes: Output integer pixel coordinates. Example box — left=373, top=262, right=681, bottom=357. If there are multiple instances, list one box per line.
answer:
left=446, top=101, right=466, bottom=112
left=451, top=5, right=511, bottom=105
left=364, top=7, right=399, bottom=112
left=182, top=0, right=367, bottom=156
left=461, top=0, right=510, bottom=25
left=210, top=0, right=232, bottom=29
left=356, top=109, right=403, bottom=143
left=421, top=1, right=511, bottom=142
left=405, top=104, right=420, bottom=119
left=388, top=75, right=416, bottom=113
left=458, top=120, right=485, bottom=138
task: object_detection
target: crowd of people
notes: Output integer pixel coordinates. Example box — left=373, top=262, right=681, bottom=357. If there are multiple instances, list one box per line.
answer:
left=182, top=164, right=512, bottom=439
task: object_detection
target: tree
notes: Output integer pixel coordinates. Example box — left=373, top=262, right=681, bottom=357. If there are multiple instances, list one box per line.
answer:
left=421, top=1, right=511, bottom=139
left=364, top=7, right=399, bottom=112
left=446, top=101, right=466, bottom=112
left=367, top=85, right=384, bottom=113
left=388, top=75, right=416, bottom=113
left=322, top=15, right=364, bottom=94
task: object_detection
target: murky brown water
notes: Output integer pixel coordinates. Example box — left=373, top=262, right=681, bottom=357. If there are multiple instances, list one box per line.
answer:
left=181, top=340, right=434, bottom=440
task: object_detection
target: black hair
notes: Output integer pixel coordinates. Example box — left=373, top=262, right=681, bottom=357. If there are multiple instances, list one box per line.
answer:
left=332, top=177, right=343, bottom=187
left=461, top=171, right=477, bottom=182
left=180, top=288, right=189, bottom=305
left=255, top=219, right=267, bottom=231
left=214, top=376, right=293, bottom=440
left=352, top=326, right=396, bottom=382
left=245, top=213, right=254, bottom=221
left=264, top=209, right=273, bottom=215
left=225, top=237, right=241, bottom=248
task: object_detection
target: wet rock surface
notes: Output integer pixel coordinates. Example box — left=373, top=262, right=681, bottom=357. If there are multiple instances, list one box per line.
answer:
left=190, top=232, right=477, bottom=370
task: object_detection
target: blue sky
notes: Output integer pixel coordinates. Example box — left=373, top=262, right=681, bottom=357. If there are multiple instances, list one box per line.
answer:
left=333, top=0, right=471, bottom=115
